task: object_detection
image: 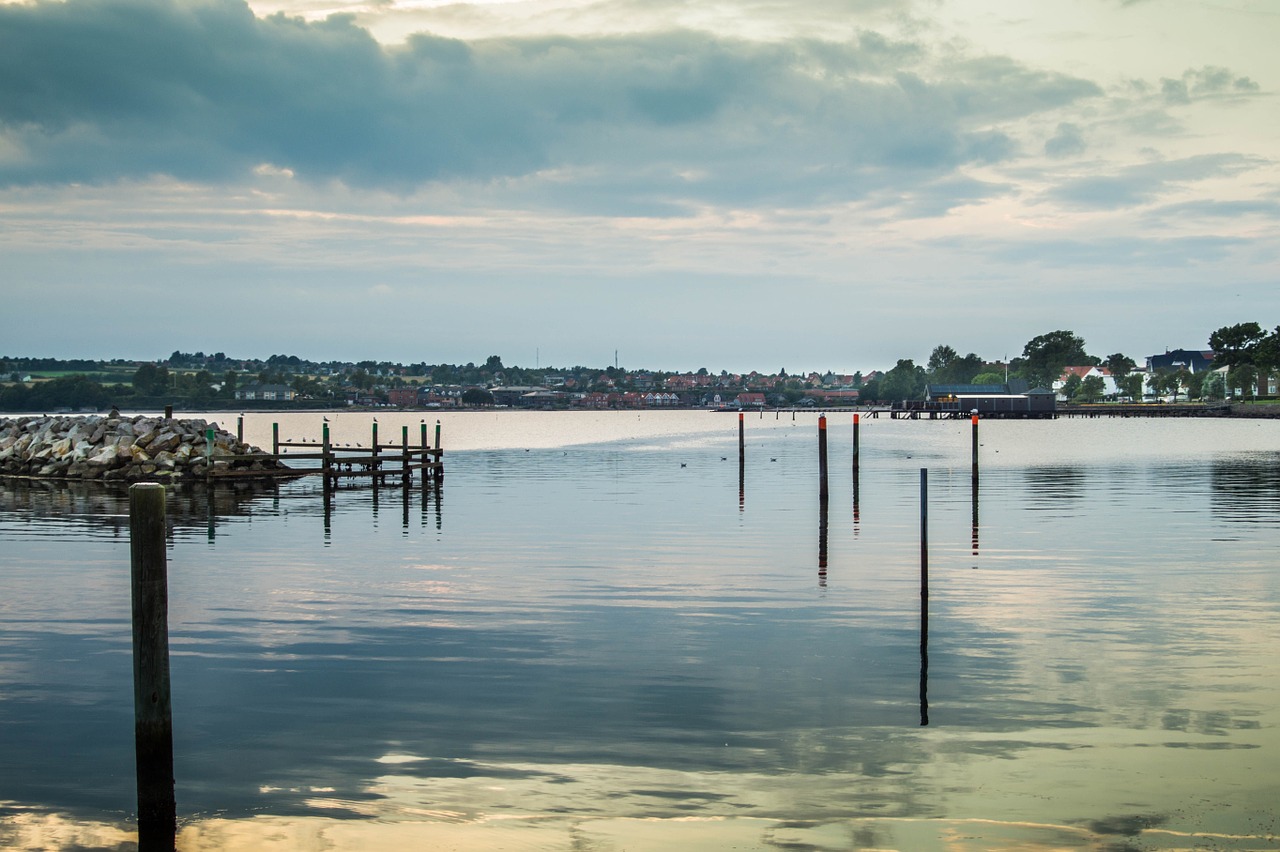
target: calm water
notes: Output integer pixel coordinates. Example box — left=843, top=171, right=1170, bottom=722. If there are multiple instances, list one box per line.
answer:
left=2, top=411, right=1279, bottom=851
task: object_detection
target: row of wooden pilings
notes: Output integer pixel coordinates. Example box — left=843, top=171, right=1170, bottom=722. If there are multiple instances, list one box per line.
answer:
left=200, top=417, right=445, bottom=487
left=742, top=411, right=981, bottom=729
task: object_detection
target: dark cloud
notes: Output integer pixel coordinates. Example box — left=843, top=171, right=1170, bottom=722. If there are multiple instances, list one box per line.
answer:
left=0, top=0, right=1101, bottom=211
left=1046, top=154, right=1262, bottom=210
left=1162, top=66, right=1260, bottom=104
left=1044, top=122, right=1086, bottom=158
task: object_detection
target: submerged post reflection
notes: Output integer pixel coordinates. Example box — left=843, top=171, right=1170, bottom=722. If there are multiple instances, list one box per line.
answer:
left=818, top=491, right=829, bottom=587
left=971, top=467, right=980, bottom=560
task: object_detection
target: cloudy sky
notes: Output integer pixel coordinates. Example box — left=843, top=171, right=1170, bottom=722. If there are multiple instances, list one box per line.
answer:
left=1, top=0, right=1276, bottom=372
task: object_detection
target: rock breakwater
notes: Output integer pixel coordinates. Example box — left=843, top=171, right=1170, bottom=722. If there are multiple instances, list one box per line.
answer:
left=0, top=415, right=290, bottom=481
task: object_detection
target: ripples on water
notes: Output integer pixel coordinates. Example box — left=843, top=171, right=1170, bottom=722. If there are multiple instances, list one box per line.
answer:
left=1, top=412, right=1278, bottom=850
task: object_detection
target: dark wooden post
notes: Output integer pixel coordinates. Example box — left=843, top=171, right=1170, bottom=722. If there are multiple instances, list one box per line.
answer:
left=401, top=425, right=410, bottom=486
left=420, top=422, right=429, bottom=489
left=271, top=422, right=279, bottom=456
left=971, top=412, right=979, bottom=474
left=738, top=412, right=744, bottom=468
left=920, top=468, right=928, bottom=581
left=163, top=405, right=172, bottom=420
left=129, top=483, right=176, bottom=848
left=818, top=414, right=828, bottom=500
left=852, top=413, right=860, bottom=473
left=322, top=421, right=331, bottom=492
left=919, top=467, right=929, bottom=726
left=434, top=420, right=443, bottom=481
left=236, top=416, right=243, bottom=443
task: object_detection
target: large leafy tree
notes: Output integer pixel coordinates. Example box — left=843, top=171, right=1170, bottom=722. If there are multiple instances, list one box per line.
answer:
left=926, top=344, right=985, bottom=384
left=1103, top=353, right=1136, bottom=380
left=1208, top=322, right=1265, bottom=369
left=1021, top=330, right=1093, bottom=389
left=880, top=359, right=927, bottom=401
left=1076, top=375, right=1106, bottom=403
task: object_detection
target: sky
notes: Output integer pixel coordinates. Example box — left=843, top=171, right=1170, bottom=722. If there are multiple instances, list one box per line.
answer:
left=1, top=0, right=1277, bottom=374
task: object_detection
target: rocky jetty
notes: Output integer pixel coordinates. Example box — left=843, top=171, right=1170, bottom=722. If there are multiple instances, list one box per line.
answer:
left=0, top=415, right=291, bottom=481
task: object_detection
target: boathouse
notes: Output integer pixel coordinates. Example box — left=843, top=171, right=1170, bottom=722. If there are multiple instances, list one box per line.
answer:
left=912, top=380, right=1057, bottom=418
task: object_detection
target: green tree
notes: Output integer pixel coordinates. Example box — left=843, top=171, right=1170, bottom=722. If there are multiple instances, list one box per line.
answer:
left=927, top=345, right=957, bottom=375
left=1103, top=353, right=1136, bottom=380
left=1119, top=373, right=1145, bottom=401
left=1208, top=323, right=1265, bottom=370
left=880, top=359, right=927, bottom=401
left=132, top=363, right=170, bottom=395
left=1060, top=373, right=1083, bottom=400
left=1075, top=375, right=1106, bottom=403
left=1021, top=330, right=1093, bottom=389
left=461, top=387, right=494, bottom=406
left=1227, top=364, right=1258, bottom=399
left=1201, top=372, right=1225, bottom=400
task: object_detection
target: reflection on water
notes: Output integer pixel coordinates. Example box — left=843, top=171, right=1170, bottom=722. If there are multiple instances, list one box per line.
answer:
left=2, top=414, right=1279, bottom=850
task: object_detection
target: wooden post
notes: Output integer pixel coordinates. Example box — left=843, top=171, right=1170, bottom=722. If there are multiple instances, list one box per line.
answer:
left=434, top=420, right=443, bottom=481
left=401, top=425, right=410, bottom=486
left=852, top=413, right=860, bottom=473
left=971, top=412, right=979, bottom=473
left=421, top=422, right=430, bottom=489
left=129, top=483, right=176, bottom=847
left=322, top=422, right=331, bottom=492
left=738, top=412, right=744, bottom=468
left=163, top=404, right=172, bottom=420
left=271, top=422, right=279, bottom=456
left=919, top=468, right=929, bottom=586
left=236, top=416, right=243, bottom=443
left=919, top=467, right=930, bottom=727
left=818, top=414, right=828, bottom=500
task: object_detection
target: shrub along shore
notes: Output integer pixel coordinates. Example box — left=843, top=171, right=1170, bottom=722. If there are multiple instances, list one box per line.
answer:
left=0, top=415, right=287, bottom=481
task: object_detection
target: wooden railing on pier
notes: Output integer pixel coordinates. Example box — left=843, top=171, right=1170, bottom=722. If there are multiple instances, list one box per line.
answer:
left=205, top=421, right=444, bottom=487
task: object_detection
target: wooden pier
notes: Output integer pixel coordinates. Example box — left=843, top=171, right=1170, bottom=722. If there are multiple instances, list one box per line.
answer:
left=205, top=421, right=444, bottom=487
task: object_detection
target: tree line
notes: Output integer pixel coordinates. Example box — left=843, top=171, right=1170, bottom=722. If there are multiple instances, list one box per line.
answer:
left=3, top=322, right=1276, bottom=412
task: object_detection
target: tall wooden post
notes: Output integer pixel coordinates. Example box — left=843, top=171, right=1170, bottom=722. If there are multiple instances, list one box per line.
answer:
left=919, top=467, right=929, bottom=726
left=129, top=483, right=176, bottom=848
left=434, top=420, right=443, bottom=481
left=163, top=405, right=172, bottom=420
left=401, top=425, right=410, bottom=486
left=738, top=412, right=745, bottom=469
left=322, top=422, right=332, bottom=492
left=920, top=468, right=929, bottom=582
left=818, top=414, right=828, bottom=500
left=271, top=422, right=279, bottom=456
left=236, top=416, right=243, bottom=443
left=971, top=412, right=979, bottom=474
left=421, top=422, right=430, bottom=489
left=852, top=413, right=860, bottom=473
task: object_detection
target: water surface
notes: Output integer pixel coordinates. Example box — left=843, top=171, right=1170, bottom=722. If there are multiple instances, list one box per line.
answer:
left=2, top=411, right=1278, bottom=850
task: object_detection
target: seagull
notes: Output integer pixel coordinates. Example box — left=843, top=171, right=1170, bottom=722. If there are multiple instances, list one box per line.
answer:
left=323, top=416, right=329, bottom=422
left=770, top=458, right=777, bottom=462
left=680, top=463, right=687, bottom=468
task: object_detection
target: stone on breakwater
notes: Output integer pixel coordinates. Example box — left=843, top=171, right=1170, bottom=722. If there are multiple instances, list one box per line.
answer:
left=0, top=415, right=289, bottom=482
